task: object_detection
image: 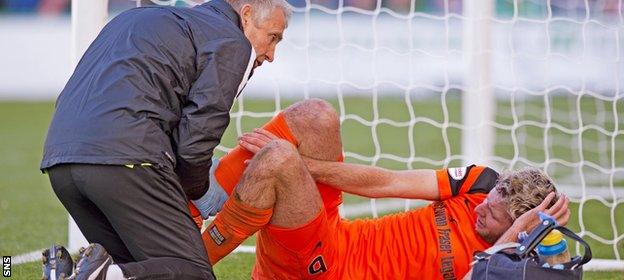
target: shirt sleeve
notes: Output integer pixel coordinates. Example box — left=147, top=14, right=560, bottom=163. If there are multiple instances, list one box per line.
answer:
left=435, top=165, right=499, bottom=200
left=173, top=36, right=252, bottom=200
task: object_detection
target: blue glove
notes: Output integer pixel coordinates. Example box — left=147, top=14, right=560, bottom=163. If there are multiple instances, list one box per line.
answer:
left=192, top=181, right=228, bottom=219
left=192, top=159, right=229, bottom=218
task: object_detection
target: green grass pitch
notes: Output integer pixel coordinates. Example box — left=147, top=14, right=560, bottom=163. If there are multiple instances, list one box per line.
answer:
left=0, top=99, right=622, bottom=279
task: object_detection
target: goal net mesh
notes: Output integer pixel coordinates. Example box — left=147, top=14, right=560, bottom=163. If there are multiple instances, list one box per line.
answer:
left=129, top=0, right=624, bottom=262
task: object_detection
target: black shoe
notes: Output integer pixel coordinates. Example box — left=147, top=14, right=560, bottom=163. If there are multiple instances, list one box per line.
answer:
left=42, top=245, right=74, bottom=280
left=67, top=243, right=113, bottom=280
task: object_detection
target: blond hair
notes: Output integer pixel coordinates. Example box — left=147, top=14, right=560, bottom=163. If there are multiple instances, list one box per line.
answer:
left=495, top=167, right=558, bottom=220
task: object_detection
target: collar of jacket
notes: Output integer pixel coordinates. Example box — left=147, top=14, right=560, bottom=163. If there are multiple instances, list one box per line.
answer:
left=199, top=0, right=244, bottom=31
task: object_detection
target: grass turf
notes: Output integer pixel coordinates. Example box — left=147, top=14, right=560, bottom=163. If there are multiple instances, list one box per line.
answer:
left=0, top=99, right=622, bottom=278
left=10, top=257, right=624, bottom=280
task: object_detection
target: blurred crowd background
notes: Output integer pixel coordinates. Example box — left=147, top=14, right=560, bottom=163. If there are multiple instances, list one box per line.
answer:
left=0, top=0, right=622, bottom=19
left=2, top=0, right=623, bottom=99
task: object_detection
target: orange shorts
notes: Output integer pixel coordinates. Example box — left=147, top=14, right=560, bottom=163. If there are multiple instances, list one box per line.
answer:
left=213, top=112, right=344, bottom=279
left=252, top=208, right=343, bottom=279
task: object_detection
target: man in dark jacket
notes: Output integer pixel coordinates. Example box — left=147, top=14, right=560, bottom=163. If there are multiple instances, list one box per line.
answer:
left=40, top=0, right=290, bottom=279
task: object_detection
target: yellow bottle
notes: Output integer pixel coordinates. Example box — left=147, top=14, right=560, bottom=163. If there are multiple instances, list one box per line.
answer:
left=537, top=229, right=571, bottom=266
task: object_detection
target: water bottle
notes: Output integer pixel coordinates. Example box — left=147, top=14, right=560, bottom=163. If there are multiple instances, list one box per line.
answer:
left=538, top=229, right=571, bottom=267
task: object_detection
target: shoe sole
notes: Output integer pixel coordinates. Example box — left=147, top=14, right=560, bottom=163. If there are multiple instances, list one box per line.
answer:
left=88, top=256, right=111, bottom=280
left=73, top=244, right=112, bottom=280
left=42, top=246, right=56, bottom=280
left=42, top=246, right=72, bottom=280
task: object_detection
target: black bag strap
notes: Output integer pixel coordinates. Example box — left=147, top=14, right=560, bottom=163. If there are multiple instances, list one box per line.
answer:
left=515, top=218, right=557, bottom=257
left=514, top=218, right=592, bottom=267
left=556, top=226, right=592, bottom=267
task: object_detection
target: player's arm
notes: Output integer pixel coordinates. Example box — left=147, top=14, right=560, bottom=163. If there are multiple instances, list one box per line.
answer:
left=305, top=158, right=440, bottom=200
left=239, top=128, right=440, bottom=200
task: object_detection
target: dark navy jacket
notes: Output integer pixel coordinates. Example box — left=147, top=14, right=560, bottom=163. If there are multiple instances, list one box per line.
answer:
left=41, top=0, right=254, bottom=199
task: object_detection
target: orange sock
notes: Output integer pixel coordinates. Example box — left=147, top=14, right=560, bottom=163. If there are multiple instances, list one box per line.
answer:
left=188, top=202, right=203, bottom=230
left=203, top=195, right=273, bottom=264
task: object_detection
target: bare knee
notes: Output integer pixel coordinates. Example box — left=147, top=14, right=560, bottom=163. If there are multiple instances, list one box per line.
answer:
left=252, top=140, right=312, bottom=191
left=234, top=139, right=307, bottom=208
left=254, top=139, right=299, bottom=172
left=233, top=140, right=295, bottom=207
left=282, top=99, right=342, bottom=161
left=284, top=98, right=340, bottom=133
left=241, top=139, right=302, bottom=184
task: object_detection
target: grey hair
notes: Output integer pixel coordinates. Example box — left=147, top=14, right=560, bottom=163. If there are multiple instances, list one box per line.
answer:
left=226, top=0, right=293, bottom=23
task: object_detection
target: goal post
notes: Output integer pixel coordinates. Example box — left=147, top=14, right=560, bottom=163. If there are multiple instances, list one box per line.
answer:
left=67, top=0, right=109, bottom=253
left=67, top=0, right=624, bottom=271
left=462, top=0, right=494, bottom=166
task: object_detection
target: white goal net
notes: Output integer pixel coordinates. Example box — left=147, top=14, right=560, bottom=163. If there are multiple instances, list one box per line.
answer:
left=71, top=0, right=623, bottom=270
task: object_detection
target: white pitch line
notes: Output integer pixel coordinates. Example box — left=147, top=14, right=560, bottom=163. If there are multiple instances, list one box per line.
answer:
left=233, top=245, right=256, bottom=254
left=13, top=250, right=43, bottom=265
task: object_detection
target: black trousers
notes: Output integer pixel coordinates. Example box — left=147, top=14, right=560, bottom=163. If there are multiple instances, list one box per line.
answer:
left=47, top=164, right=215, bottom=280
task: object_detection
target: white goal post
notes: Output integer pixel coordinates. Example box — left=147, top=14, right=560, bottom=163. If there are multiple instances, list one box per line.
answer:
left=69, top=0, right=624, bottom=271
left=67, top=0, right=109, bottom=254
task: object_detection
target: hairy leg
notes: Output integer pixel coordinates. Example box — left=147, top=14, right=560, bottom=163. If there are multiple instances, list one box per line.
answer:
left=204, top=139, right=323, bottom=263
left=205, top=100, right=343, bottom=263
left=237, top=98, right=344, bottom=227
left=236, top=139, right=322, bottom=228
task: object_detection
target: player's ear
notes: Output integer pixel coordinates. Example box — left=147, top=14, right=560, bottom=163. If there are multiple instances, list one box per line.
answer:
left=240, top=4, right=253, bottom=28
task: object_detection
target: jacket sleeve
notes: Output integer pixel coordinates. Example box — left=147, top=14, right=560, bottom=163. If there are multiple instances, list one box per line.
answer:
left=174, top=37, right=252, bottom=200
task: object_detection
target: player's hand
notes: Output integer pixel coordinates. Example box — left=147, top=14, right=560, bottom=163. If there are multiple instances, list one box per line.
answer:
left=239, top=128, right=278, bottom=154
left=188, top=201, right=204, bottom=230
left=512, top=192, right=570, bottom=232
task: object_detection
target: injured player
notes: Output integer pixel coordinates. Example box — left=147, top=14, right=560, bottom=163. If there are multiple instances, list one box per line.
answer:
left=200, top=99, right=570, bottom=279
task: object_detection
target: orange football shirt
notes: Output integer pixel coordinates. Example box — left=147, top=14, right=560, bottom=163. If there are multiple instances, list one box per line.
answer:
left=336, top=165, right=498, bottom=279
